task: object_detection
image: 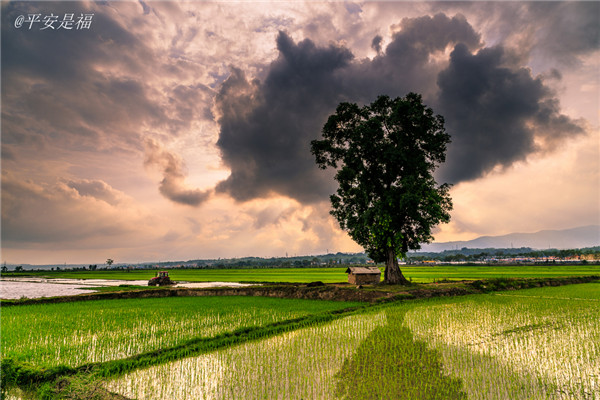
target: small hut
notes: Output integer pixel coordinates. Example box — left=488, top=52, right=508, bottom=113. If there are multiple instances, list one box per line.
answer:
left=345, top=266, right=381, bottom=285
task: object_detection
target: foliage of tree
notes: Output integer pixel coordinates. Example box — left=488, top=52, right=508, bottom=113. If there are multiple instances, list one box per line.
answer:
left=311, top=93, right=452, bottom=284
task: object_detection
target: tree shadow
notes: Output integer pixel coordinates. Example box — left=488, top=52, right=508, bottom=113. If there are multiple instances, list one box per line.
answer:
left=336, top=307, right=467, bottom=400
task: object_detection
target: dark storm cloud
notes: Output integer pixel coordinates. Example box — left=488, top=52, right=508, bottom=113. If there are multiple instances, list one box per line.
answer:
left=215, top=11, right=588, bottom=203
left=436, top=44, right=584, bottom=183
left=3, top=2, right=593, bottom=212
left=0, top=1, right=166, bottom=159
left=340, top=13, right=481, bottom=102
left=371, top=35, right=383, bottom=54
left=215, top=14, right=481, bottom=203
left=215, top=32, right=353, bottom=202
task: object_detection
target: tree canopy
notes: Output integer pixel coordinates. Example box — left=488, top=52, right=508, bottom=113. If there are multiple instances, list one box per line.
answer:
left=311, top=93, right=453, bottom=284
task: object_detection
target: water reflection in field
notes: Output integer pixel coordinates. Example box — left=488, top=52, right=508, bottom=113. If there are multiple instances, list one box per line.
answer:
left=0, top=277, right=254, bottom=299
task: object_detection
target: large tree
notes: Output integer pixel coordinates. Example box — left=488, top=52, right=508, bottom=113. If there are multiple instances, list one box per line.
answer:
left=311, top=93, right=452, bottom=284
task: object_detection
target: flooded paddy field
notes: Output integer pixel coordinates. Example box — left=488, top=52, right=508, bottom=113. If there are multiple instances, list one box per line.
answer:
left=0, top=277, right=254, bottom=300
left=101, top=283, right=599, bottom=400
left=2, top=282, right=598, bottom=399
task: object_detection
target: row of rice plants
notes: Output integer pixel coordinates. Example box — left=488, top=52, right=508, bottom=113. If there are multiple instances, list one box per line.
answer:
left=1, top=296, right=363, bottom=368
left=404, top=283, right=600, bottom=399
left=106, top=306, right=468, bottom=399
left=105, top=284, right=598, bottom=399
left=105, top=312, right=390, bottom=399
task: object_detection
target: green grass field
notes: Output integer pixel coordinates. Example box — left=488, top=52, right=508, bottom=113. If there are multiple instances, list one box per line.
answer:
left=5, top=264, right=600, bottom=283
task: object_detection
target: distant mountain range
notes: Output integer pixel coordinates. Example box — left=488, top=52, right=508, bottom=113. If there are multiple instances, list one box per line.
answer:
left=421, top=225, right=600, bottom=252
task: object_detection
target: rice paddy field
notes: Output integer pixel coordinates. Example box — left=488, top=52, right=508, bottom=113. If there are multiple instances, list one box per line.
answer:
left=5, top=264, right=600, bottom=283
left=1, top=296, right=364, bottom=368
left=2, top=282, right=599, bottom=399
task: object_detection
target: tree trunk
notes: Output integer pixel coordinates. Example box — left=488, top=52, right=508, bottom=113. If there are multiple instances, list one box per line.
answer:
left=384, top=248, right=409, bottom=285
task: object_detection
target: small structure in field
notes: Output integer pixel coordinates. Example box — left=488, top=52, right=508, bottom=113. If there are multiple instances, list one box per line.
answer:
left=148, top=271, right=173, bottom=286
left=345, top=266, right=381, bottom=285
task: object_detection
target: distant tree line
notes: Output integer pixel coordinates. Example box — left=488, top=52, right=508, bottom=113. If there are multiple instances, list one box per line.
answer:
left=407, top=246, right=600, bottom=263
left=2, top=247, right=598, bottom=273
left=191, top=253, right=369, bottom=269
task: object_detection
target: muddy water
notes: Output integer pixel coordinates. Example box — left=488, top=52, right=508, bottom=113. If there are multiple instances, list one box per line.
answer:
left=0, top=277, right=254, bottom=299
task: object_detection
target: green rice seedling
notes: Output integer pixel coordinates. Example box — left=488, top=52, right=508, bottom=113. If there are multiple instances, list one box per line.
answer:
left=493, top=281, right=600, bottom=300
left=105, top=312, right=388, bottom=400
left=403, top=283, right=600, bottom=399
left=335, top=307, right=467, bottom=399
left=5, top=284, right=597, bottom=399
left=104, top=284, right=598, bottom=400
left=105, top=306, right=468, bottom=400
left=1, top=296, right=363, bottom=368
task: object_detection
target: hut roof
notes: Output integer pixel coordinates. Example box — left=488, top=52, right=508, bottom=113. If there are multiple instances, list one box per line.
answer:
left=345, top=266, right=381, bottom=275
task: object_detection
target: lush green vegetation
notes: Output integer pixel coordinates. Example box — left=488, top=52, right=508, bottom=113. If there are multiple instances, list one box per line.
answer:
left=402, top=264, right=600, bottom=281
left=2, top=282, right=598, bottom=399
left=335, top=308, right=467, bottom=399
left=105, top=312, right=387, bottom=399
left=1, top=296, right=364, bottom=368
left=4, top=264, right=600, bottom=283
left=404, top=283, right=600, bottom=399
left=410, top=245, right=600, bottom=262
left=104, top=283, right=599, bottom=399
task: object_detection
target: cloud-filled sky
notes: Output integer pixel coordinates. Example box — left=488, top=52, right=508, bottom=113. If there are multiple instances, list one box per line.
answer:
left=2, top=1, right=599, bottom=264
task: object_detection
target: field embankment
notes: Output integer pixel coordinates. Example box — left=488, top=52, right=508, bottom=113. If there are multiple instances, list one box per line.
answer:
left=2, top=275, right=599, bottom=306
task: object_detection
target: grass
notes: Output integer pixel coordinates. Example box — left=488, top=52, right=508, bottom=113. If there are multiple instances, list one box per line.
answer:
left=5, top=264, right=600, bottom=283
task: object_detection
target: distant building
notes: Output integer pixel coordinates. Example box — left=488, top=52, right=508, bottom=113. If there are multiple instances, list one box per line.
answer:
left=345, top=266, right=381, bottom=285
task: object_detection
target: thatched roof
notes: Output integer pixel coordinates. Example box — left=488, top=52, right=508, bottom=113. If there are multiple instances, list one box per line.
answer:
left=345, top=266, right=381, bottom=275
